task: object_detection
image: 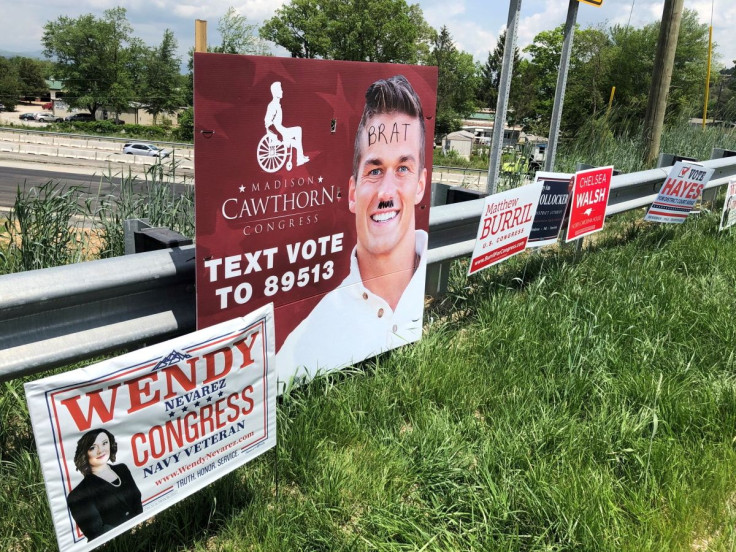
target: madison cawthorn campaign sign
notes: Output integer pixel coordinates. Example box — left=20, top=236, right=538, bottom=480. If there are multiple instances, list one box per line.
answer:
left=194, top=54, right=437, bottom=385
left=25, top=306, right=276, bottom=552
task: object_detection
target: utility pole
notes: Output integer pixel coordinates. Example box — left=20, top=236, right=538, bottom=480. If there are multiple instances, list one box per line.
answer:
left=642, top=0, right=684, bottom=165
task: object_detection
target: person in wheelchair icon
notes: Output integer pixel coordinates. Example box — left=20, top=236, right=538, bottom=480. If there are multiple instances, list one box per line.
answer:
left=259, top=81, right=310, bottom=173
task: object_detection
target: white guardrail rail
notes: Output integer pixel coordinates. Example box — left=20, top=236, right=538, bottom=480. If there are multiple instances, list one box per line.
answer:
left=1, top=154, right=735, bottom=381
left=0, top=128, right=194, bottom=169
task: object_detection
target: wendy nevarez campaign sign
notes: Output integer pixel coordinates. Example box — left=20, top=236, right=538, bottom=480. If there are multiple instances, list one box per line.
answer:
left=645, top=161, right=714, bottom=224
left=468, top=182, right=543, bottom=275
left=24, top=305, right=276, bottom=552
left=565, top=166, right=614, bottom=242
left=194, top=54, right=437, bottom=384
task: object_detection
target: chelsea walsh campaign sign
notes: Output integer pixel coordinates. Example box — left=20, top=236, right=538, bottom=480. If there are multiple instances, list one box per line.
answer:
left=644, top=161, right=714, bottom=224
left=468, top=181, right=543, bottom=275
left=24, top=305, right=276, bottom=552
left=194, top=54, right=437, bottom=385
left=565, top=166, right=614, bottom=242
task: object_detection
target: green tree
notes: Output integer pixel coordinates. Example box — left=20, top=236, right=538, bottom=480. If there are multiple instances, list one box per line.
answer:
left=479, top=30, right=521, bottom=110
left=214, top=7, right=270, bottom=55
left=425, top=26, right=479, bottom=136
left=143, top=30, right=183, bottom=123
left=0, top=57, right=20, bottom=111
left=42, top=7, right=137, bottom=117
left=11, top=57, right=47, bottom=98
left=261, top=0, right=432, bottom=63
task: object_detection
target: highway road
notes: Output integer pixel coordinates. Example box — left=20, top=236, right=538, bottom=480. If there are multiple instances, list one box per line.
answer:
left=0, top=160, right=193, bottom=210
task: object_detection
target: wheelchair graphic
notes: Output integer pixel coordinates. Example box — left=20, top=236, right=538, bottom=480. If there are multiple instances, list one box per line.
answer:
left=257, top=131, right=294, bottom=173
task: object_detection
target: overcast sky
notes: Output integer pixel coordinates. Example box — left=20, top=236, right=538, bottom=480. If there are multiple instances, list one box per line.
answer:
left=1, top=0, right=734, bottom=69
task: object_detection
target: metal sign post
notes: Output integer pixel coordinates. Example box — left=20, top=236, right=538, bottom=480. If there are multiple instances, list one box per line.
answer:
left=487, top=0, right=522, bottom=195
left=544, top=0, right=579, bottom=172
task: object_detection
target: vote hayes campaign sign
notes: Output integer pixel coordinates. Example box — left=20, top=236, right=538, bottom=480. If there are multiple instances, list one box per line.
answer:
left=194, top=54, right=437, bottom=384
left=24, top=306, right=276, bottom=552
left=645, top=161, right=714, bottom=224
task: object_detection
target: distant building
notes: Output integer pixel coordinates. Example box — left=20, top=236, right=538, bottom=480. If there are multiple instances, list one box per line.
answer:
left=460, top=110, right=521, bottom=148
left=443, top=130, right=475, bottom=159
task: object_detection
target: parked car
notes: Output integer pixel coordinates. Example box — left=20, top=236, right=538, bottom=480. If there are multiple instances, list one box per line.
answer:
left=42, top=102, right=53, bottom=110
left=122, top=142, right=171, bottom=158
left=64, top=113, right=95, bottom=122
left=0, top=103, right=5, bottom=112
left=19, top=112, right=39, bottom=120
left=36, top=112, right=63, bottom=123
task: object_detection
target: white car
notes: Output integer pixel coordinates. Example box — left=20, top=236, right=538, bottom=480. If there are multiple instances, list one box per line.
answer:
left=122, top=142, right=171, bottom=158
left=36, top=112, right=63, bottom=123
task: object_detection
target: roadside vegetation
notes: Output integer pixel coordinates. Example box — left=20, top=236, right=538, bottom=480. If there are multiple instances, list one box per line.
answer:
left=1, top=204, right=735, bottom=550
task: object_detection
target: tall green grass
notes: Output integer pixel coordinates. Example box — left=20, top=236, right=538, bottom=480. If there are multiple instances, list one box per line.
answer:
left=1, top=181, right=88, bottom=273
left=90, top=164, right=194, bottom=258
left=0, top=163, right=194, bottom=273
left=2, top=212, right=735, bottom=550
left=556, top=115, right=736, bottom=174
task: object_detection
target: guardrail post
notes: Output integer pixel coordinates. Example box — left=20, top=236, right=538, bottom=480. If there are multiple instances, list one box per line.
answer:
left=124, top=218, right=151, bottom=255
left=706, top=148, right=736, bottom=205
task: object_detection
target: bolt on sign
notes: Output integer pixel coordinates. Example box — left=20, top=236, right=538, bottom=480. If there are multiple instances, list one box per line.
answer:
left=565, top=166, right=614, bottom=242
left=468, top=181, right=544, bottom=275
left=24, top=304, right=276, bottom=552
left=644, top=161, right=714, bottom=224
left=194, top=54, right=437, bottom=386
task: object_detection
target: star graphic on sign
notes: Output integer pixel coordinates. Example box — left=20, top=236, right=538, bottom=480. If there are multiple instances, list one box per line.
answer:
left=315, top=74, right=357, bottom=138
left=182, top=406, right=188, bottom=412
left=239, top=185, right=245, bottom=193
left=318, top=176, right=324, bottom=183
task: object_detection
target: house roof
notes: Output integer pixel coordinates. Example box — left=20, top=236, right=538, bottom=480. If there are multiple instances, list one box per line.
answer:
left=45, top=79, right=64, bottom=91
left=446, top=130, right=475, bottom=141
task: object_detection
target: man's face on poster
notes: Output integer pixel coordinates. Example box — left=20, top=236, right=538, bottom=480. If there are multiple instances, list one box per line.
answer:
left=349, top=112, right=426, bottom=258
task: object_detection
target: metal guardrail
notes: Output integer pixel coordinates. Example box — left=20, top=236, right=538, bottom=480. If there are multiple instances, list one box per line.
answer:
left=1, top=156, right=735, bottom=381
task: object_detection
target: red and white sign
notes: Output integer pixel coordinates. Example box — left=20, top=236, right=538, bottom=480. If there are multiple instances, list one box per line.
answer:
left=720, top=178, right=736, bottom=231
left=645, top=161, right=714, bottom=224
left=194, top=54, right=437, bottom=384
left=469, top=182, right=543, bottom=275
left=565, top=166, right=613, bottom=242
left=25, top=305, right=276, bottom=552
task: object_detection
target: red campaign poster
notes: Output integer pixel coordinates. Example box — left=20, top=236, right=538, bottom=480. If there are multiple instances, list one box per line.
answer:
left=565, top=166, right=614, bottom=242
left=194, top=54, right=437, bottom=386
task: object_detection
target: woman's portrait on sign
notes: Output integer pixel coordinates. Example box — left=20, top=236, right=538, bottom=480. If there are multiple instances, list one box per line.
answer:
left=66, top=428, right=143, bottom=541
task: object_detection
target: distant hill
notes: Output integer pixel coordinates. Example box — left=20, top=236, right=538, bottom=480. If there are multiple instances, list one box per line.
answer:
left=0, top=49, right=45, bottom=60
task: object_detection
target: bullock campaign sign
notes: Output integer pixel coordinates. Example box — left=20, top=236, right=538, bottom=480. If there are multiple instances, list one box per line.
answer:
left=25, top=305, right=276, bottom=552
left=194, top=54, right=437, bottom=384
left=468, top=182, right=544, bottom=275
left=720, top=178, right=736, bottom=231
left=527, top=172, right=573, bottom=248
left=565, top=166, right=614, bottom=242
left=644, top=161, right=714, bottom=224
